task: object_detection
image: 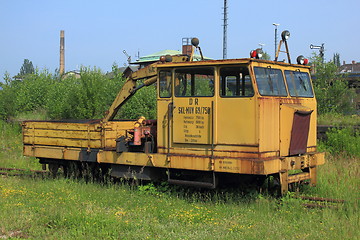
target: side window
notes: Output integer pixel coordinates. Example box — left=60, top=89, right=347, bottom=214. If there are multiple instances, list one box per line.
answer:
left=220, top=67, right=254, bottom=97
left=284, top=70, right=314, bottom=97
left=254, top=67, right=287, bottom=96
left=159, top=70, right=172, bottom=98
left=174, top=67, right=214, bottom=97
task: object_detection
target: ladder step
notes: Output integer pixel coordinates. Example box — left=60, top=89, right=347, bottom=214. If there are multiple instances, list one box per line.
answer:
left=288, top=172, right=310, bottom=183
left=168, top=179, right=216, bottom=189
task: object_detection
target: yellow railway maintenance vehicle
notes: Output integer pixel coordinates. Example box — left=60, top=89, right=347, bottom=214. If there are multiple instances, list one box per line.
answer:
left=23, top=32, right=324, bottom=194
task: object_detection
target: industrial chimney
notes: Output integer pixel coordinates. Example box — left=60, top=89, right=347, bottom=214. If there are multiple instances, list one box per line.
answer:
left=60, top=30, right=65, bottom=75
left=182, top=37, right=193, bottom=56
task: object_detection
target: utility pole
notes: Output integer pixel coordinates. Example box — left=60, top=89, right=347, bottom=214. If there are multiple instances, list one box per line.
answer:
left=222, top=0, right=228, bottom=59
left=310, top=43, right=325, bottom=62
left=273, top=23, right=279, bottom=59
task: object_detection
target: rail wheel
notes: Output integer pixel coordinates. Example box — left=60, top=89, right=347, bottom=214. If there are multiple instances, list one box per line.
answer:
left=48, top=163, right=59, bottom=177
left=262, top=174, right=282, bottom=196
left=64, top=161, right=82, bottom=179
left=81, top=162, right=100, bottom=182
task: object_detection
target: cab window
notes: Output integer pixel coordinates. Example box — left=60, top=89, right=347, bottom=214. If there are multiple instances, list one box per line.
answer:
left=284, top=70, right=314, bottom=97
left=159, top=70, right=172, bottom=98
left=254, top=67, right=287, bottom=96
left=174, top=67, right=214, bottom=97
left=220, top=66, right=254, bottom=97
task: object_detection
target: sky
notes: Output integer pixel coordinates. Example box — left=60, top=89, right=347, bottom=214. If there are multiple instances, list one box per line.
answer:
left=0, top=0, right=359, bottom=79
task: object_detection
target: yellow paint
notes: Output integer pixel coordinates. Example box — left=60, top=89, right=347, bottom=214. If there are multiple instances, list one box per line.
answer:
left=24, top=145, right=82, bottom=161
left=173, top=97, right=213, bottom=144
left=97, top=151, right=169, bottom=168
left=258, top=97, right=280, bottom=153
left=217, top=98, right=257, bottom=145
left=156, top=99, right=172, bottom=154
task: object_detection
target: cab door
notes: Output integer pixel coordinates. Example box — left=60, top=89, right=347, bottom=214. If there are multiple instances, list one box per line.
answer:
left=216, top=65, right=257, bottom=146
left=157, top=70, right=173, bottom=154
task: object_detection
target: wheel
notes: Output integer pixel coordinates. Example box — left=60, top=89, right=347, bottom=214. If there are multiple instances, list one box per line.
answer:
left=82, top=162, right=100, bottom=182
left=262, top=174, right=282, bottom=196
left=48, top=163, right=59, bottom=177
left=65, top=161, right=82, bottom=179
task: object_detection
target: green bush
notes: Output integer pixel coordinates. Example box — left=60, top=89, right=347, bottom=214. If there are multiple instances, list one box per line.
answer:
left=117, top=85, right=157, bottom=120
left=322, top=127, right=360, bottom=157
left=311, top=55, right=356, bottom=115
left=0, top=70, right=54, bottom=120
left=1, top=65, right=157, bottom=121
left=0, top=73, right=17, bottom=119
left=46, top=66, right=156, bottom=120
left=46, top=66, right=123, bottom=119
left=15, top=70, right=54, bottom=113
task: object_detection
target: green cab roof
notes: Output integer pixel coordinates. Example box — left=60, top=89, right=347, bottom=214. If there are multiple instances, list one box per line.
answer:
left=131, top=49, right=212, bottom=64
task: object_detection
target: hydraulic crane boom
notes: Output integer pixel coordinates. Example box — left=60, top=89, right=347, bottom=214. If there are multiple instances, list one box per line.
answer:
left=102, top=55, right=190, bottom=122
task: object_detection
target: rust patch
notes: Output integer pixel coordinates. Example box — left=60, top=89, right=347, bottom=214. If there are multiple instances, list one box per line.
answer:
left=252, top=161, right=264, bottom=174
left=280, top=98, right=301, bottom=104
left=289, top=111, right=312, bottom=155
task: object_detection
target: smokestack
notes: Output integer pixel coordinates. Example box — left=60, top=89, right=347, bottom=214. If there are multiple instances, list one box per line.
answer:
left=182, top=37, right=193, bottom=56
left=60, top=30, right=65, bottom=75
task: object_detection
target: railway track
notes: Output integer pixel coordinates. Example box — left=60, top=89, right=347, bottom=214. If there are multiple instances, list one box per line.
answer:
left=0, top=166, right=349, bottom=209
left=0, top=167, right=48, bottom=177
left=295, top=196, right=346, bottom=209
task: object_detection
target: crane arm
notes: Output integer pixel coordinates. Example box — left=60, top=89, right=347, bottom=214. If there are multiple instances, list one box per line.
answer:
left=102, top=63, right=158, bottom=122
left=102, top=55, right=190, bottom=122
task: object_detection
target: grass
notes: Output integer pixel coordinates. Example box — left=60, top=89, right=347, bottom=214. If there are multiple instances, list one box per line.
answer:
left=318, top=127, right=360, bottom=158
left=0, top=120, right=40, bottom=170
left=0, top=120, right=359, bottom=239
left=14, top=109, right=49, bottom=122
left=318, top=112, right=360, bottom=126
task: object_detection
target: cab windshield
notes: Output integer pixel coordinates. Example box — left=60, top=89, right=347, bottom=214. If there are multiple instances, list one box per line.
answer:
left=284, top=70, right=314, bottom=97
left=254, top=67, right=287, bottom=96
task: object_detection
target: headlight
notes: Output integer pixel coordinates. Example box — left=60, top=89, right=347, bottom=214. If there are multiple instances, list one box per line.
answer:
left=281, top=30, right=290, bottom=41
left=250, top=48, right=264, bottom=59
left=296, top=55, right=309, bottom=65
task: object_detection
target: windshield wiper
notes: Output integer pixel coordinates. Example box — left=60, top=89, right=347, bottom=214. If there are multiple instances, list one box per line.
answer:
left=298, top=76, right=307, bottom=91
left=267, top=72, right=274, bottom=93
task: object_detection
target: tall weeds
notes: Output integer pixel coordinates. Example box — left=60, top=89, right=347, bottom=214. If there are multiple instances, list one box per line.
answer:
left=319, top=127, right=360, bottom=157
left=0, top=65, right=157, bottom=121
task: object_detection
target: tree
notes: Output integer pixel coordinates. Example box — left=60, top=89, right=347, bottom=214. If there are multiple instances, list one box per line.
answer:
left=311, top=54, right=356, bottom=115
left=19, top=59, right=35, bottom=76
left=333, top=53, right=341, bottom=67
left=261, top=52, right=271, bottom=60
left=0, top=72, right=17, bottom=119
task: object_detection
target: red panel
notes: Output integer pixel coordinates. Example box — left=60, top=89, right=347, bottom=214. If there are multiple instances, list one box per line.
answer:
left=289, top=111, right=313, bottom=156
left=182, top=45, right=192, bottom=55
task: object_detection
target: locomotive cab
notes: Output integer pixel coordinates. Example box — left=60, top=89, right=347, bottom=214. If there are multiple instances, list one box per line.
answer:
left=156, top=58, right=324, bottom=194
